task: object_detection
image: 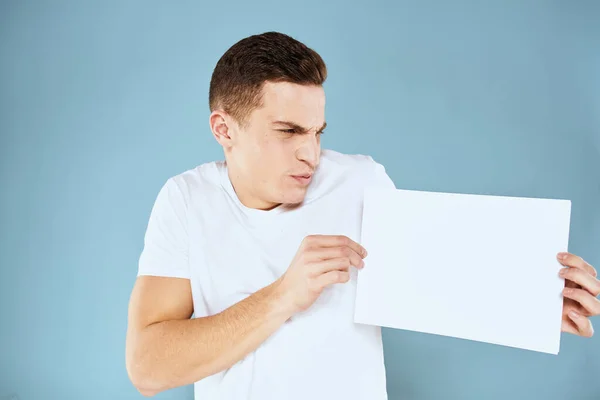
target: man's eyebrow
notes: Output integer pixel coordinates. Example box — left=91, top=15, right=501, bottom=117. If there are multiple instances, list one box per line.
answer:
left=272, top=120, right=327, bottom=133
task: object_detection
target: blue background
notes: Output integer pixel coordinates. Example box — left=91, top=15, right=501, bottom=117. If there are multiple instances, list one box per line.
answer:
left=1, top=1, right=599, bottom=399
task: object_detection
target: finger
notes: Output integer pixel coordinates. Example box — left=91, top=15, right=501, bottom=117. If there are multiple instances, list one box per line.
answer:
left=303, top=235, right=367, bottom=258
left=561, top=317, right=580, bottom=335
left=563, top=287, right=600, bottom=316
left=567, top=310, right=594, bottom=337
left=557, top=252, right=597, bottom=278
left=559, top=267, right=600, bottom=297
left=564, top=278, right=579, bottom=289
left=312, top=257, right=358, bottom=275
left=307, top=246, right=364, bottom=267
left=315, top=269, right=350, bottom=288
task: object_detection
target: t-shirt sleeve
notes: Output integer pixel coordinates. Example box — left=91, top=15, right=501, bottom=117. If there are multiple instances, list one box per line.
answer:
left=367, top=156, right=396, bottom=190
left=137, top=177, right=190, bottom=279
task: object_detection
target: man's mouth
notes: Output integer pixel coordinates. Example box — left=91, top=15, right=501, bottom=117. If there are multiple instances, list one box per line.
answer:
left=291, top=174, right=313, bottom=185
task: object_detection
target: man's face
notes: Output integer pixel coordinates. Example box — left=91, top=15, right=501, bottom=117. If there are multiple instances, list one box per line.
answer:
left=215, top=81, right=326, bottom=210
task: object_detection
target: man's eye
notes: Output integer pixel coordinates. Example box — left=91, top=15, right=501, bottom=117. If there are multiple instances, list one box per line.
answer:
left=279, top=129, right=296, bottom=134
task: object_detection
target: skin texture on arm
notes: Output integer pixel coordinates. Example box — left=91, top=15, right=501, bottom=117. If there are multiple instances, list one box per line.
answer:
left=125, top=235, right=366, bottom=397
left=125, top=275, right=291, bottom=397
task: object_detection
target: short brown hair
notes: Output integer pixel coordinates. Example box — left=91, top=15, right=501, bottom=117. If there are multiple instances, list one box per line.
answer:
left=209, top=31, right=327, bottom=126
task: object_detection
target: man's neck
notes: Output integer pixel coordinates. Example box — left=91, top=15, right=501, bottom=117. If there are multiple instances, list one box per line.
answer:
left=226, top=169, right=280, bottom=211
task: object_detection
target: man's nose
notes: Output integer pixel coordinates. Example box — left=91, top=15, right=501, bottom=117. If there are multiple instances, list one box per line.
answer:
left=296, top=135, right=320, bottom=168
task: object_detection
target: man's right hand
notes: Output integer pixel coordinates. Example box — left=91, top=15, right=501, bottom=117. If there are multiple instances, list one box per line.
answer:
left=275, top=235, right=368, bottom=315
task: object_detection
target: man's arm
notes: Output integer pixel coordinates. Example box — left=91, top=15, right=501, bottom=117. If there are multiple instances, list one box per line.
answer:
left=125, top=234, right=367, bottom=397
left=125, top=275, right=291, bottom=397
left=126, top=178, right=294, bottom=396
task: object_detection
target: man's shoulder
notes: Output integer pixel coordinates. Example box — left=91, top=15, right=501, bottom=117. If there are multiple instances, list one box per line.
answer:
left=162, top=160, right=225, bottom=200
left=319, top=149, right=395, bottom=190
left=320, top=149, right=380, bottom=170
left=319, top=149, right=388, bottom=178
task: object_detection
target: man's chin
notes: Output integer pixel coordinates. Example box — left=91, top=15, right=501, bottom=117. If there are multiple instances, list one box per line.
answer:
left=278, top=188, right=308, bottom=208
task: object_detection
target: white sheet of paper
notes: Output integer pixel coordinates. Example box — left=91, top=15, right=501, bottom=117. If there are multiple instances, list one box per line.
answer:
left=354, top=188, right=571, bottom=354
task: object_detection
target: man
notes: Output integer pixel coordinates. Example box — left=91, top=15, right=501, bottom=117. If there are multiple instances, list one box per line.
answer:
left=125, top=32, right=599, bottom=399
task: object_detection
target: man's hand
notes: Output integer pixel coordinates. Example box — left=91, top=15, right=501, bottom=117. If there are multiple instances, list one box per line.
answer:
left=558, top=252, right=600, bottom=337
left=275, top=235, right=367, bottom=314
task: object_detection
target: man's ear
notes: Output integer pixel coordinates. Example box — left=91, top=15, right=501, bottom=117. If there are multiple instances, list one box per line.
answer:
left=209, top=110, right=234, bottom=149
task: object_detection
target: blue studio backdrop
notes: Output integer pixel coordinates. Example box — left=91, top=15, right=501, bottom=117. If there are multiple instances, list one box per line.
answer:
left=1, top=1, right=599, bottom=399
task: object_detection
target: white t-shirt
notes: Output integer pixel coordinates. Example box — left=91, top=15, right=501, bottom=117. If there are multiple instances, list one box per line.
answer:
left=137, top=149, right=396, bottom=400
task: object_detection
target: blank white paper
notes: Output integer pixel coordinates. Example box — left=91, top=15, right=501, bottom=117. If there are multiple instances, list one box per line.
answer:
left=354, top=188, right=571, bottom=354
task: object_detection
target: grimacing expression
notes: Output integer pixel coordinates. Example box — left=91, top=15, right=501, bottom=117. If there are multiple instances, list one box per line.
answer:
left=212, top=81, right=326, bottom=210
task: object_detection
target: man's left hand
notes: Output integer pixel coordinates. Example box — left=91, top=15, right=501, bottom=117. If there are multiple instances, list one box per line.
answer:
left=558, top=252, right=600, bottom=337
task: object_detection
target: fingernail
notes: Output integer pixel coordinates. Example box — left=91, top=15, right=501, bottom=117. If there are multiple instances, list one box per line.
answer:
left=563, top=287, right=572, bottom=295
left=360, top=259, right=365, bottom=268
left=569, top=310, right=579, bottom=319
left=362, top=248, right=368, bottom=257
left=558, top=252, right=568, bottom=260
left=559, top=268, right=568, bottom=276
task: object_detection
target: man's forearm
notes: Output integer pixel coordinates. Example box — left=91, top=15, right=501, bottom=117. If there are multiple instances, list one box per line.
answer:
left=127, top=279, right=291, bottom=396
